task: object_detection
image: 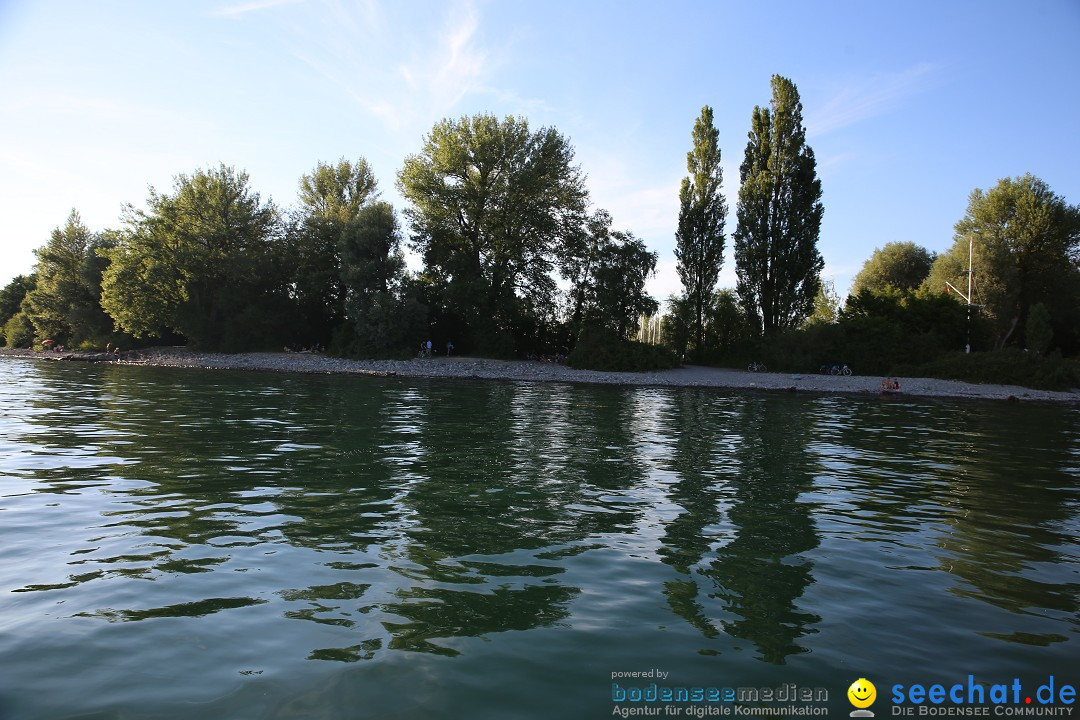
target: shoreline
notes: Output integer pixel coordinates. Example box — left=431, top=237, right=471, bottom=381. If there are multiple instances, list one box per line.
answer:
left=2, top=346, right=1078, bottom=403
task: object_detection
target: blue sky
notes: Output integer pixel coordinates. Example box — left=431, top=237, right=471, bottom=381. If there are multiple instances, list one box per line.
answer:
left=2, top=0, right=1078, bottom=303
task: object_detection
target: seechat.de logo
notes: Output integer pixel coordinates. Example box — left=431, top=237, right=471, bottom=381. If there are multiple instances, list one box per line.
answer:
left=848, top=678, right=877, bottom=717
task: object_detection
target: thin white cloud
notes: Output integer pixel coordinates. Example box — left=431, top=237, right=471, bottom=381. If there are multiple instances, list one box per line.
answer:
left=212, top=0, right=306, bottom=18
left=281, top=0, right=494, bottom=137
left=404, top=0, right=491, bottom=120
left=490, top=89, right=559, bottom=120
left=583, top=146, right=680, bottom=235
left=4, top=92, right=209, bottom=130
left=807, top=63, right=936, bottom=137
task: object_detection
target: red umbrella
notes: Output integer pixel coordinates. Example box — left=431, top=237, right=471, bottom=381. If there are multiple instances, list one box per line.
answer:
left=42, top=340, right=55, bottom=346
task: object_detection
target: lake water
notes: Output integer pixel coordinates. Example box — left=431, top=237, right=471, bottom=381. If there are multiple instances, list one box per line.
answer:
left=1, top=359, right=1077, bottom=719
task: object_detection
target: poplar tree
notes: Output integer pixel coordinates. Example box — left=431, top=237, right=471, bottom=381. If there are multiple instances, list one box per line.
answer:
left=675, top=105, right=727, bottom=359
left=734, top=75, right=824, bottom=335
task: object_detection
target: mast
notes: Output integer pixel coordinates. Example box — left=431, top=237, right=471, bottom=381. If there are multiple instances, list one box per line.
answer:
left=945, top=235, right=977, bottom=353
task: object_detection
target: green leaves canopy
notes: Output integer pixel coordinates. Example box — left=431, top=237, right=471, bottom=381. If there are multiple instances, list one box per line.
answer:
left=924, top=173, right=1080, bottom=350
left=290, top=158, right=382, bottom=344
left=21, top=210, right=113, bottom=345
left=734, top=75, right=824, bottom=335
left=675, top=105, right=727, bottom=358
left=99, top=165, right=285, bottom=348
left=299, top=157, right=378, bottom=223
left=0, top=274, right=35, bottom=328
left=398, top=113, right=588, bottom=354
left=850, top=241, right=935, bottom=296
left=571, top=210, right=659, bottom=339
left=339, top=201, right=425, bottom=355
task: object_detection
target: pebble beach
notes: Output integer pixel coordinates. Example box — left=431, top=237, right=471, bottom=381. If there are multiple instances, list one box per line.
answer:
left=3, top=346, right=1078, bottom=403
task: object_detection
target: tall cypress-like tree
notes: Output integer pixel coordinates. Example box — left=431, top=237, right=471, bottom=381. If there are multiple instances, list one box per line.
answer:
left=675, top=105, right=727, bottom=359
left=734, top=75, right=824, bottom=335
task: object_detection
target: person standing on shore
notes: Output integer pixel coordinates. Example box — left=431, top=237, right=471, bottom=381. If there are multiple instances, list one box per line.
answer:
left=446, top=340, right=454, bottom=356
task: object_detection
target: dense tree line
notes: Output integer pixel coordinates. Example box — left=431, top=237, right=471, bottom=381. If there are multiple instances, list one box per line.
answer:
left=4, top=85, right=1078, bottom=382
left=665, top=76, right=1078, bottom=387
left=666, top=169, right=1079, bottom=383
left=2, top=114, right=662, bottom=366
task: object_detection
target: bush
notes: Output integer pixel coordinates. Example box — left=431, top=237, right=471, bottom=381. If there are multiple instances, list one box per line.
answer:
left=4, top=312, right=34, bottom=348
left=329, top=321, right=419, bottom=360
left=1026, top=303, right=1053, bottom=356
left=759, top=323, right=849, bottom=374
left=899, top=349, right=1080, bottom=391
left=568, top=328, right=678, bottom=371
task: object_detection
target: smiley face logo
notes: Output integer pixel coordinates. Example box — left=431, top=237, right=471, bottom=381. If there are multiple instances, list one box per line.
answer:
left=848, top=678, right=876, bottom=709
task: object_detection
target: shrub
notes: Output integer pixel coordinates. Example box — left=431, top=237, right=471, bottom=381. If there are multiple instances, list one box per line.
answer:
left=568, top=327, right=679, bottom=372
left=4, top=312, right=34, bottom=348
left=899, top=349, right=1080, bottom=391
left=1025, top=303, right=1053, bottom=356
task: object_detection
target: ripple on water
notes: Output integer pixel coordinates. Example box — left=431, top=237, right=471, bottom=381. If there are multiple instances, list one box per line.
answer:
left=0, top=360, right=1077, bottom=718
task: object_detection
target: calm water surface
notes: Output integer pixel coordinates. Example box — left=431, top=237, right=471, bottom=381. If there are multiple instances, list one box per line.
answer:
left=0, top=359, right=1077, bottom=719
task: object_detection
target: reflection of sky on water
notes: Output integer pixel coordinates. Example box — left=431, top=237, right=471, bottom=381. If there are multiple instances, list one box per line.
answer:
left=0, top=358, right=1077, bottom=717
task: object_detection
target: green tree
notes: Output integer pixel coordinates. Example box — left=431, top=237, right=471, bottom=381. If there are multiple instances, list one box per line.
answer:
left=662, top=293, right=694, bottom=360
left=22, top=210, right=114, bottom=346
left=1025, top=302, right=1053, bottom=356
left=590, top=231, right=658, bottom=339
left=100, top=165, right=287, bottom=348
left=291, top=158, right=380, bottom=344
left=675, top=105, right=727, bottom=359
left=564, top=209, right=659, bottom=339
left=299, top=157, right=378, bottom=223
left=704, top=288, right=748, bottom=356
left=924, top=174, right=1080, bottom=349
left=804, top=277, right=841, bottom=327
left=339, top=201, right=426, bottom=356
left=562, top=209, right=608, bottom=336
left=850, top=241, right=935, bottom=295
left=4, top=312, right=34, bottom=348
left=734, top=75, right=824, bottom=336
left=398, top=113, right=588, bottom=355
left=0, top=274, right=36, bottom=329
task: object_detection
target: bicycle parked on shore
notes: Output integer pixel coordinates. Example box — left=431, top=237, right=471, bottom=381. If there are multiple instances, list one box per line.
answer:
left=747, top=361, right=767, bottom=372
left=819, top=363, right=852, bottom=376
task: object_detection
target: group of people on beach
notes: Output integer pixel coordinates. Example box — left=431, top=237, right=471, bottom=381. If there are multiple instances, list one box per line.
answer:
left=418, top=340, right=453, bottom=358
left=881, top=377, right=902, bottom=392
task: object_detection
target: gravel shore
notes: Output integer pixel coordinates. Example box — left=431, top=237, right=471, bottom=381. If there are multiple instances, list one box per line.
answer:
left=3, top=346, right=1078, bottom=403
